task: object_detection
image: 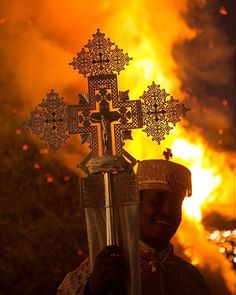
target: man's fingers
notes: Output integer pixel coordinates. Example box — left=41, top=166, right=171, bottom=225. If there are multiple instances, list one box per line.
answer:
left=96, top=245, right=124, bottom=258
left=90, top=245, right=127, bottom=294
left=103, top=270, right=127, bottom=283
left=95, top=263, right=127, bottom=274
left=95, top=255, right=126, bottom=266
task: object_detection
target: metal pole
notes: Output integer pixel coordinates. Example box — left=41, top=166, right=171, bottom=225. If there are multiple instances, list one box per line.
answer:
left=100, top=115, right=117, bottom=246
left=104, top=171, right=117, bottom=246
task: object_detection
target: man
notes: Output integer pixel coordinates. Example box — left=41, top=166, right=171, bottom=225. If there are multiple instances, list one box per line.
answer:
left=57, top=159, right=210, bottom=295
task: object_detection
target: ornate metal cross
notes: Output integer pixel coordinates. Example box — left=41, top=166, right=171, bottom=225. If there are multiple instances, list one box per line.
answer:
left=24, top=30, right=190, bottom=294
left=24, top=29, right=189, bottom=167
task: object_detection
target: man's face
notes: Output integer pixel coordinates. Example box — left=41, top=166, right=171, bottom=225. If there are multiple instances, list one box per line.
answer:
left=139, top=189, right=184, bottom=251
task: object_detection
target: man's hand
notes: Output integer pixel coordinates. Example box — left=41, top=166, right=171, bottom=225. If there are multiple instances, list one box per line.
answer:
left=86, top=245, right=127, bottom=295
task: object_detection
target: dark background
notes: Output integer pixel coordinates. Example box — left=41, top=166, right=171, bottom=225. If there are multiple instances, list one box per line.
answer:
left=0, top=1, right=235, bottom=294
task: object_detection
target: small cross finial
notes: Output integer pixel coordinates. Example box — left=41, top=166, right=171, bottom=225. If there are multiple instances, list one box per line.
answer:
left=163, top=148, right=173, bottom=160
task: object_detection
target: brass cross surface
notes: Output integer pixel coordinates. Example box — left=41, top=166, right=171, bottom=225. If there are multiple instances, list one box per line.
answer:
left=24, top=29, right=189, bottom=165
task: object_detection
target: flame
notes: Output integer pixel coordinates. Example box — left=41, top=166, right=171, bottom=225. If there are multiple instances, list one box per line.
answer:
left=1, top=0, right=234, bottom=293
left=107, top=1, right=196, bottom=98
left=111, top=2, right=235, bottom=293
left=172, top=138, right=222, bottom=221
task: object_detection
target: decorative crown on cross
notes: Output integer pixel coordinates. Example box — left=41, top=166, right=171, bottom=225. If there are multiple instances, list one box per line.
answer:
left=23, top=29, right=189, bottom=170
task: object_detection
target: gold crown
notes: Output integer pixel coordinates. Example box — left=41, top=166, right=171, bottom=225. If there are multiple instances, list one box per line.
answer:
left=137, top=159, right=192, bottom=197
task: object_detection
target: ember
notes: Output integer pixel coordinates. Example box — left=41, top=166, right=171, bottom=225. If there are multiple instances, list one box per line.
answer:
left=208, top=229, right=236, bottom=269
left=63, top=175, right=70, bottom=181
left=46, top=175, right=54, bottom=183
left=219, top=6, right=228, bottom=15
left=222, top=100, right=229, bottom=107
left=15, top=128, right=21, bottom=135
left=22, top=144, right=29, bottom=151
left=39, top=148, right=49, bottom=155
left=34, top=163, right=40, bottom=169
left=0, top=18, right=6, bottom=24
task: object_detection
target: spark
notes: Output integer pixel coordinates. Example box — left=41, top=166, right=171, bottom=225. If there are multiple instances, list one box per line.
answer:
left=46, top=175, right=54, bottom=183
left=39, top=148, right=49, bottom=155
left=0, top=18, right=6, bottom=24
left=210, top=230, right=220, bottom=241
left=222, top=100, right=229, bottom=107
left=208, top=229, right=236, bottom=267
left=218, top=128, right=224, bottom=135
left=219, top=247, right=225, bottom=253
left=77, top=250, right=84, bottom=256
left=223, top=230, right=231, bottom=238
left=64, top=176, right=71, bottom=181
left=34, top=163, right=40, bottom=169
left=22, top=144, right=29, bottom=151
left=15, top=129, right=21, bottom=135
left=219, top=6, right=228, bottom=16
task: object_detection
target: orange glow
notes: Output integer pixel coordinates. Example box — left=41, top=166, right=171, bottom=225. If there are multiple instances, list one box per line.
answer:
left=64, top=175, right=71, bottom=181
left=34, top=163, right=40, bottom=169
left=39, top=148, right=49, bottom=155
left=222, top=100, right=229, bottom=106
left=2, top=0, right=233, bottom=292
left=22, top=144, right=29, bottom=151
left=46, top=175, right=54, bottom=183
left=77, top=250, right=84, bottom=256
left=171, top=138, right=221, bottom=221
left=109, top=3, right=235, bottom=291
left=219, top=6, right=228, bottom=16
left=218, top=128, right=224, bottom=135
left=15, top=128, right=21, bottom=135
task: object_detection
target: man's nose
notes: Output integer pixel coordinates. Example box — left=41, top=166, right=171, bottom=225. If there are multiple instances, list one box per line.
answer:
left=159, top=199, right=170, bottom=213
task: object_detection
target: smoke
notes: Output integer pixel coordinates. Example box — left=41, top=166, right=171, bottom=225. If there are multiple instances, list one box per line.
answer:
left=0, top=0, right=195, bottom=108
left=1, top=1, right=91, bottom=110
left=173, top=0, right=235, bottom=151
left=0, top=0, right=120, bottom=170
left=1, top=1, right=234, bottom=144
left=1, top=0, right=235, bottom=293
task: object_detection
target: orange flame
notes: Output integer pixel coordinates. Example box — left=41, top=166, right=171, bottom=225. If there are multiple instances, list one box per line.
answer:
left=110, top=2, right=235, bottom=293
left=2, top=0, right=234, bottom=293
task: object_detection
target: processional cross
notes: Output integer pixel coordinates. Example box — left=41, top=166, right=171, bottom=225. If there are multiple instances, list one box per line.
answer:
left=24, top=29, right=188, bottom=156
left=24, top=29, right=189, bottom=294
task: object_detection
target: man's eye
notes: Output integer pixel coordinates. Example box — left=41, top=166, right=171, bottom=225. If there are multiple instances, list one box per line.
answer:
left=151, top=198, right=162, bottom=204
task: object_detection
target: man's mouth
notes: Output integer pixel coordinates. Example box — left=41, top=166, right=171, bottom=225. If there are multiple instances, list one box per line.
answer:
left=154, top=219, right=171, bottom=226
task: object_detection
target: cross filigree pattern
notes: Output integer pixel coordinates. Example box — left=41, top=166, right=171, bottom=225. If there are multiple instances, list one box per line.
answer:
left=67, top=74, right=142, bottom=157
left=141, top=82, right=189, bottom=144
left=69, top=29, right=132, bottom=77
left=23, top=90, right=69, bottom=152
left=24, top=30, right=190, bottom=171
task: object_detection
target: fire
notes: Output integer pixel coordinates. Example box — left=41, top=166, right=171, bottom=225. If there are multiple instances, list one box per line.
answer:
left=113, top=2, right=235, bottom=293
left=1, top=0, right=234, bottom=293
left=170, top=137, right=235, bottom=293
left=172, top=138, right=222, bottom=221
